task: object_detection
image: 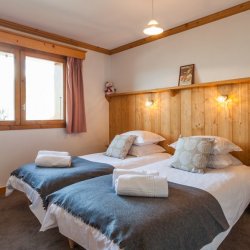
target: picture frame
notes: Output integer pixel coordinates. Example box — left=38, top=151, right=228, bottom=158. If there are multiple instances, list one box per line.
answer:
left=178, top=64, right=195, bottom=86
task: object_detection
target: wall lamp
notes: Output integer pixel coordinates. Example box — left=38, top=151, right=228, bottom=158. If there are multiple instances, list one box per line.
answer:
left=216, top=95, right=232, bottom=107
left=145, top=100, right=154, bottom=107
left=216, top=95, right=228, bottom=103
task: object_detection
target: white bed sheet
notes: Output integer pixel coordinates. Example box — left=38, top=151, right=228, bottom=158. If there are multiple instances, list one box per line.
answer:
left=80, top=152, right=169, bottom=169
left=6, top=152, right=170, bottom=223
left=41, top=158, right=250, bottom=250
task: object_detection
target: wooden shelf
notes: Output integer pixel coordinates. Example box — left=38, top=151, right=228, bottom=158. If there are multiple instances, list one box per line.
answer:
left=106, top=77, right=250, bottom=100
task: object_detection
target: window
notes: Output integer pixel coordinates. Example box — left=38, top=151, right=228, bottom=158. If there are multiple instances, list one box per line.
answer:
left=0, top=49, right=15, bottom=121
left=0, top=44, right=66, bottom=130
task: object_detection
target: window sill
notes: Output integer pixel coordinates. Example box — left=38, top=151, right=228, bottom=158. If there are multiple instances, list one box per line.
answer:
left=0, top=123, right=66, bottom=131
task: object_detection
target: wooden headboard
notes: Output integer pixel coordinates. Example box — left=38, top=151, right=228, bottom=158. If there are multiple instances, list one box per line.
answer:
left=108, top=78, right=250, bottom=165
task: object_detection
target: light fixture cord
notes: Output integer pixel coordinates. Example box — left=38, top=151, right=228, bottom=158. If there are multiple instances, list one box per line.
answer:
left=152, top=0, right=154, bottom=19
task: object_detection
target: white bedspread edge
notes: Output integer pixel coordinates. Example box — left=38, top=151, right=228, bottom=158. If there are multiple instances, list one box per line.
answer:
left=6, top=176, right=46, bottom=223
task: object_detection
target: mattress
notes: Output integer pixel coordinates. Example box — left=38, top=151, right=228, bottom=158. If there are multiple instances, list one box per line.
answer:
left=6, top=152, right=170, bottom=223
left=41, top=158, right=250, bottom=250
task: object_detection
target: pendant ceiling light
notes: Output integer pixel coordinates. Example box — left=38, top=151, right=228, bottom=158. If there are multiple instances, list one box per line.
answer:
left=143, top=0, right=163, bottom=36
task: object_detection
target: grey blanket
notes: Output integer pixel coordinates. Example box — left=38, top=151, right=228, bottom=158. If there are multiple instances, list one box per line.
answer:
left=46, top=174, right=229, bottom=250
left=10, top=157, right=113, bottom=208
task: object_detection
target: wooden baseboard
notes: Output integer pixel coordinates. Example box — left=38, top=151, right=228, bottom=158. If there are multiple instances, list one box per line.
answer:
left=0, top=187, right=6, bottom=196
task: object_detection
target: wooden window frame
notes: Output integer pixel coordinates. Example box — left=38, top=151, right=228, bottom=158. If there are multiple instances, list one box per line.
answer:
left=0, top=43, right=66, bottom=130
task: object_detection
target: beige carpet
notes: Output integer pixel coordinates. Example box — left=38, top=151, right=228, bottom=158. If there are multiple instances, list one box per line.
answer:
left=0, top=191, right=84, bottom=250
left=0, top=191, right=249, bottom=250
left=219, top=205, right=250, bottom=250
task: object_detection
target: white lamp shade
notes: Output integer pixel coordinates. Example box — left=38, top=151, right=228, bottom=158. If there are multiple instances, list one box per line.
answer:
left=143, top=19, right=163, bottom=35
left=148, top=19, right=159, bottom=25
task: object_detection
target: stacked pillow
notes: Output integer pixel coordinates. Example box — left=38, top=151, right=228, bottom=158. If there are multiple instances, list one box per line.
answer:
left=105, top=130, right=166, bottom=159
left=128, top=144, right=166, bottom=157
left=207, top=154, right=242, bottom=169
left=122, top=130, right=166, bottom=157
left=170, top=136, right=242, bottom=173
left=122, top=130, right=165, bottom=146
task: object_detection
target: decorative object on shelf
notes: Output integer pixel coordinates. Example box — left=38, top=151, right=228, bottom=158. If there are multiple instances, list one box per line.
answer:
left=143, top=0, right=163, bottom=36
left=178, top=64, right=195, bottom=86
left=105, top=81, right=116, bottom=95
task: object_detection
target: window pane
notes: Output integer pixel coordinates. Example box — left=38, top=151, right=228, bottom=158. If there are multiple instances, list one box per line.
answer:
left=0, top=51, right=15, bottom=121
left=25, top=56, right=64, bottom=120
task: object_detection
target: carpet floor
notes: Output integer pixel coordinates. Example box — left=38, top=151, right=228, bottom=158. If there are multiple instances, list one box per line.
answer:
left=0, top=191, right=249, bottom=250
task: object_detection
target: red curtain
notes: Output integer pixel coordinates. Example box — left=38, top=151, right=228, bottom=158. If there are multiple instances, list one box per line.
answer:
left=66, top=57, right=86, bottom=133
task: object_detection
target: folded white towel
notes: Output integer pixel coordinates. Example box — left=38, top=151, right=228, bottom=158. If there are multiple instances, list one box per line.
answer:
left=112, top=169, right=147, bottom=187
left=145, top=171, right=159, bottom=176
left=115, top=174, right=168, bottom=198
left=38, top=150, right=70, bottom=156
left=35, top=155, right=71, bottom=168
left=112, top=169, right=159, bottom=187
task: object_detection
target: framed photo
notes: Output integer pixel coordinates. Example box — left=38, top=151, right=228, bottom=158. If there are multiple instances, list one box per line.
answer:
left=178, top=64, right=195, bottom=86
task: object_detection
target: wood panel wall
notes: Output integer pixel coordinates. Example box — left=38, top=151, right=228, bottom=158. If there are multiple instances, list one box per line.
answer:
left=109, top=81, right=250, bottom=165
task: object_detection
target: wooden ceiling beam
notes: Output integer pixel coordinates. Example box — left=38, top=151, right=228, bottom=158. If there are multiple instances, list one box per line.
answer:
left=0, top=29, right=86, bottom=59
left=110, top=1, right=250, bottom=54
left=0, top=18, right=110, bottom=55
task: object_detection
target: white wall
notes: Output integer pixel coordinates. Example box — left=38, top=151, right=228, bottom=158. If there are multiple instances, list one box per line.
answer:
left=111, top=12, right=250, bottom=92
left=0, top=50, right=111, bottom=187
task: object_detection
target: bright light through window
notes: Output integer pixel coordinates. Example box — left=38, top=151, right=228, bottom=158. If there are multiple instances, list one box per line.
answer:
left=0, top=43, right=66, bottom=130
left=25, top=56, right=64, bottom=120
left=0, top=51, right=15, bottom=121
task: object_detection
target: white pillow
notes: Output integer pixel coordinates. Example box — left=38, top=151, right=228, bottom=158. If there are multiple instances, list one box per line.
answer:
left=122, top=130, right=165, bottom=146
left=169, top=136, right=242, bottom=155
left=207, top=154, right=242, bottom=169
left=128, top=144, right=166, bottom=157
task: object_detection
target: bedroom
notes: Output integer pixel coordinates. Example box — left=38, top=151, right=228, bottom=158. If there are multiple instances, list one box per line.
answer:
left=0, top=0, right=250, bottom=249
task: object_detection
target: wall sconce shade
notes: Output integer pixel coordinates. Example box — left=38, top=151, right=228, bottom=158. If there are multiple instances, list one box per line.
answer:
left=216, top=95, right=228, bottom=103
left=145, top=100, right=154, bottom=107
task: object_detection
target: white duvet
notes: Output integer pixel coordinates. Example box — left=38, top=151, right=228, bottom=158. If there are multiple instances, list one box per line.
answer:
left=6, top=152, right=170, bottom=223
left=41, top=158, right=250, bottom=250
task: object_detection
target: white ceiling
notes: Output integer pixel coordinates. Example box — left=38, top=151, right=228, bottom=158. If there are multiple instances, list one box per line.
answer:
left=0, top=0, right=247, bottom=49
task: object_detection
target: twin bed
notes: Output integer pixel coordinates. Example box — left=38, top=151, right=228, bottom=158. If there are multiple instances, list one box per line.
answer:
left=6, top=152, right=170, bottom=223
left=5, top=133, right=250, bottom=250
left=40, top=160, right=250, bottom=250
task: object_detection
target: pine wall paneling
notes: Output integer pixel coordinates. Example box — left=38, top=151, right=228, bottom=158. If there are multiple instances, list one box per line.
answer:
left=108, top=79, right=250, bottom=165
